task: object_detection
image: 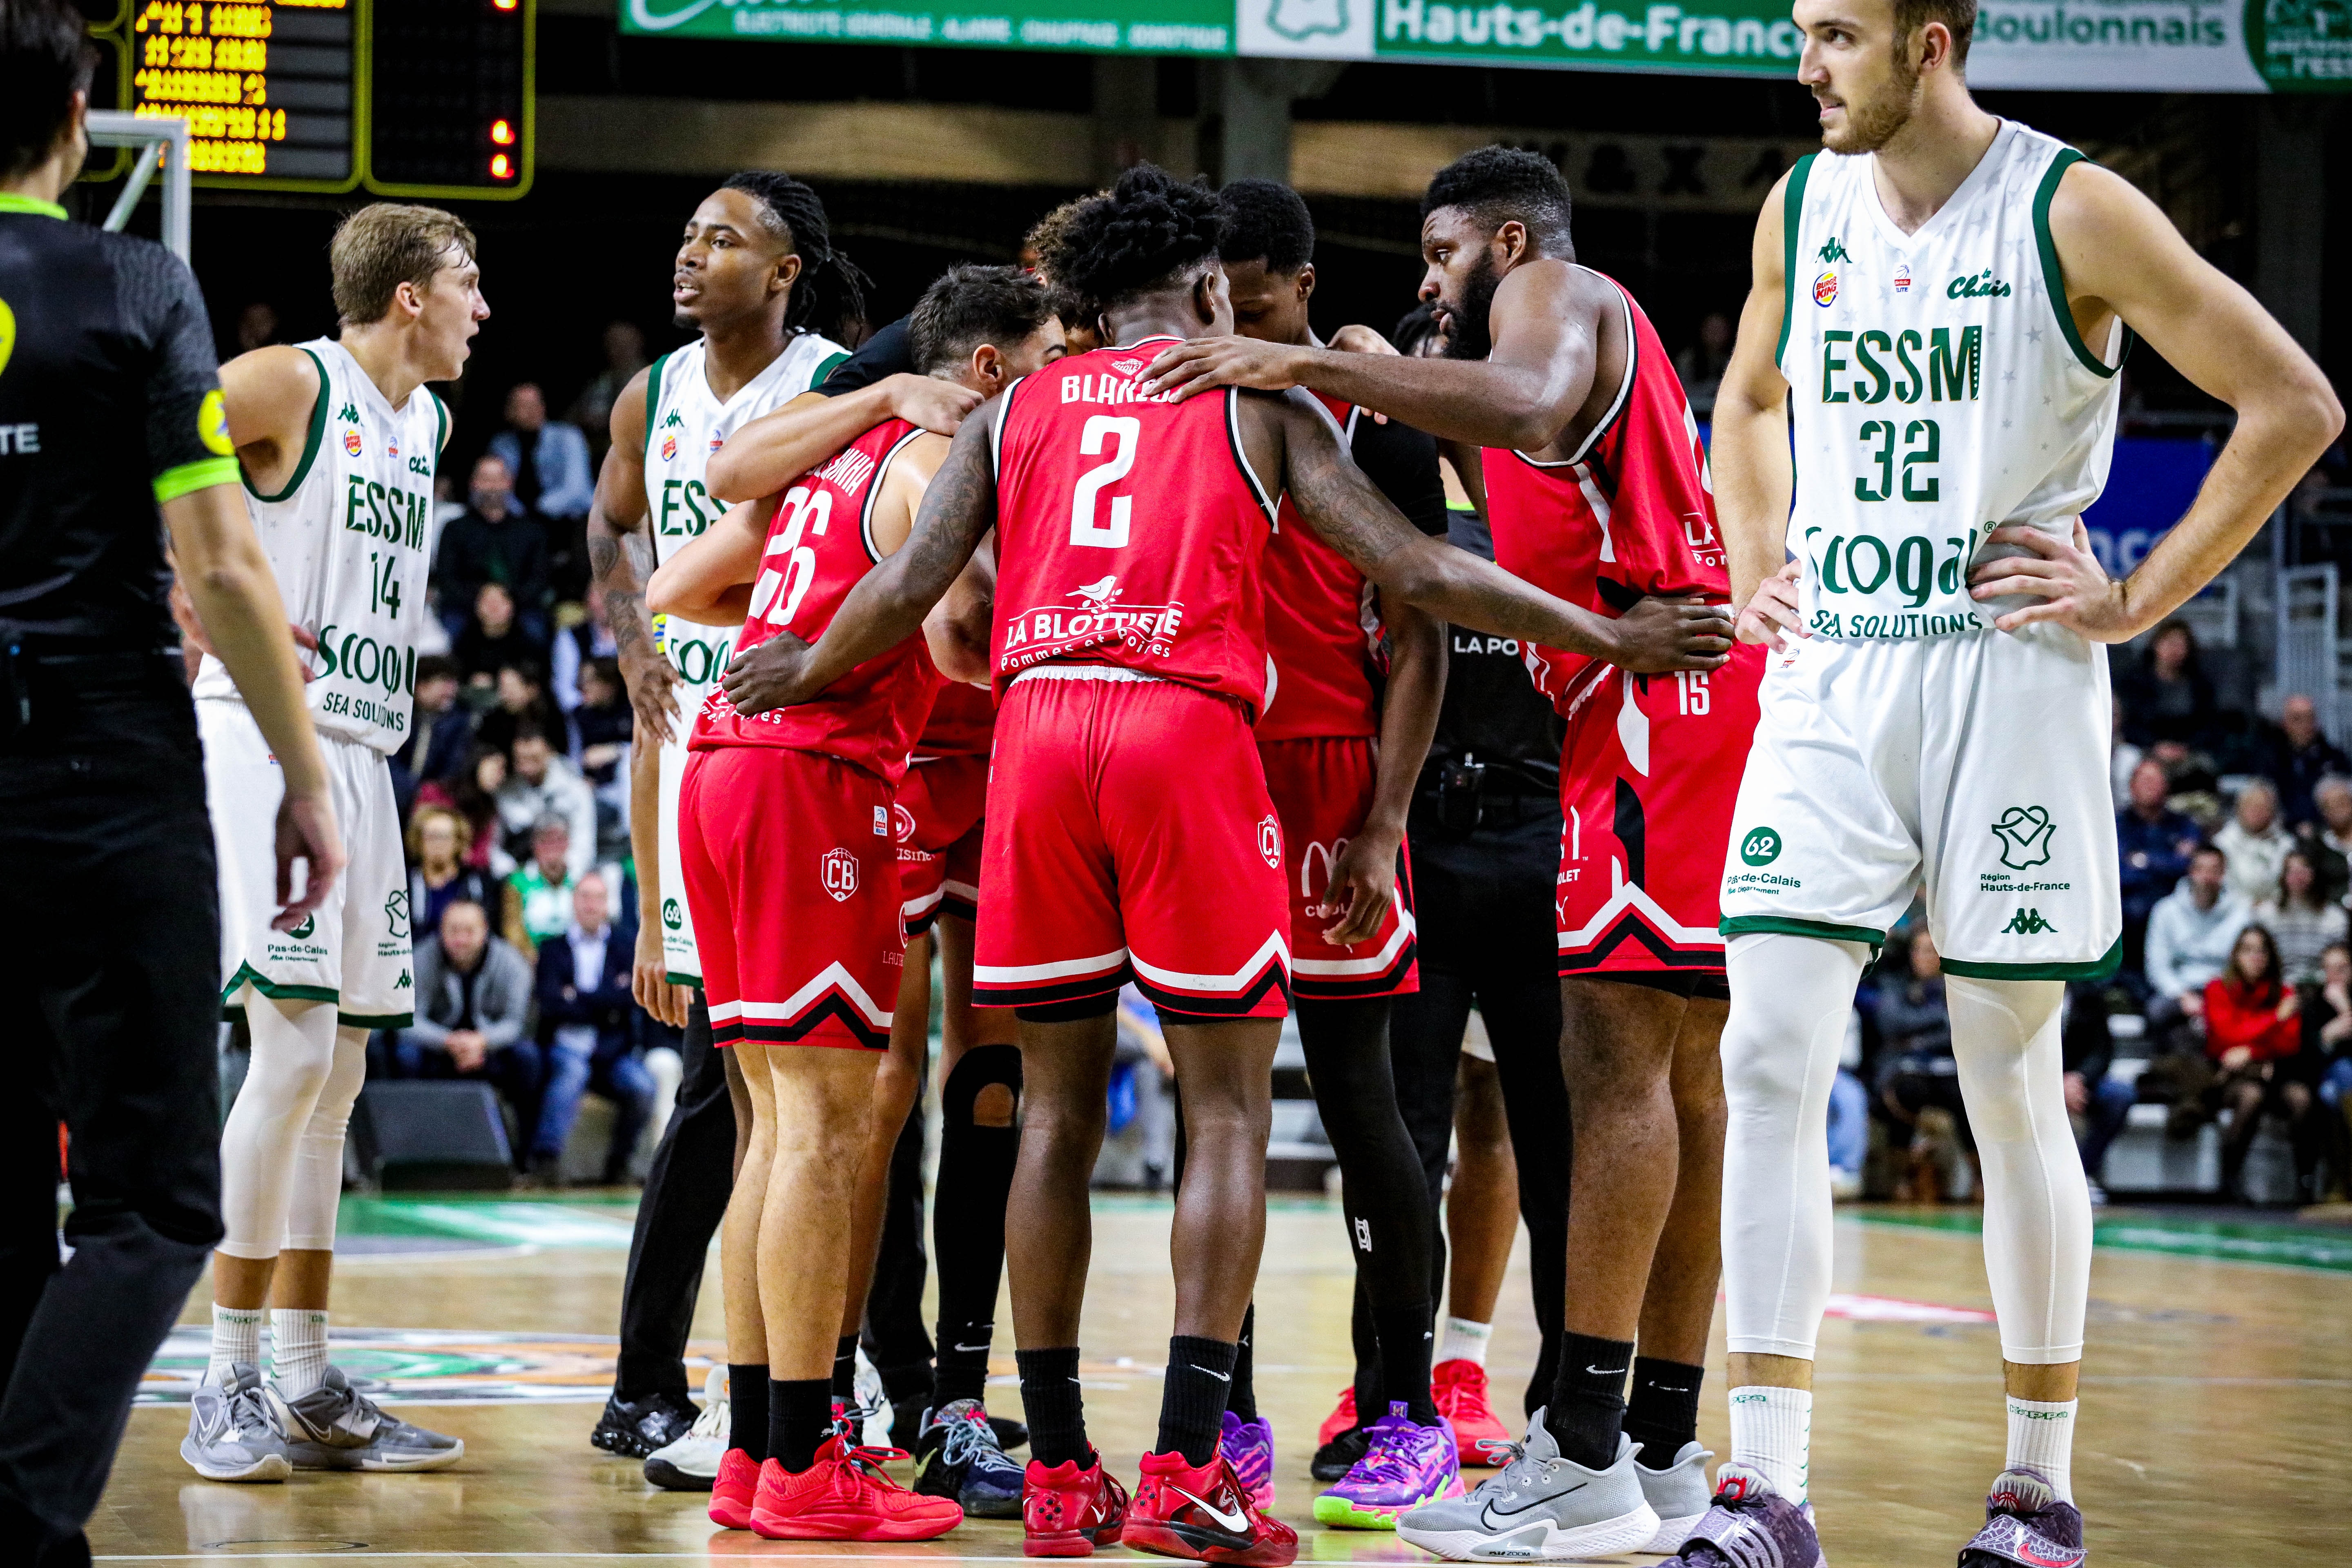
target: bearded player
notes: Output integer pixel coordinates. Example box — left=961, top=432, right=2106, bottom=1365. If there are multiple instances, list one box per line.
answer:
left=583, top=173, right=859, bottom=1477
left=1688, top=2, right=2337, bottom=1564
left=180, top=205, right=485, bottom=1481
left=721, top=163, right=1729, bottom=1565
left=1145, top=145, right=1768, bottom=1558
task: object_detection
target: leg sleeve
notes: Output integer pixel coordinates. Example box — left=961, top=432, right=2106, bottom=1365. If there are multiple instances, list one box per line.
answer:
left=283, top=1026, right=369, bottom=1253
left=1720, top=933, right=1867, bottom=1360
left=1945, top=977, right=2089, bottom=1365
left=216, top=996, right=340, bottom=1261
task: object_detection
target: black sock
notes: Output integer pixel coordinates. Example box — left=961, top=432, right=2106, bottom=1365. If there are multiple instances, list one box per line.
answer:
left=1373, top=1296, right=1441, bottom=1427
left=1625, top=1357, right=1705, bottom=1470
left=935, top=1046, right=1020, bottom=1406
left=831, top=1335, right=858, bottom=1402
left=1226, top=1304, right=1259, bottom=1423
left=1544, top=1331, right=1634, bottom=1470
left=769, top=1377, right=834, bottom=1473
left=878, top=1359, right=936, bottom=1409
left=1348, top=1275, right=1381, bottom=1438
left=1017, top=1346, right=1089, bottom=1468
left=729, top=1365, right=771, bottom=1464
left=1158, top=1335, right=1238, bottom=1467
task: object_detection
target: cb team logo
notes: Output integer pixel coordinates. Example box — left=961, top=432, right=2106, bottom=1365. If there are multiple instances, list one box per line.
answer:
left=820, top=847, right=859, bottom=902
left=1257, top=815, right=1283, bottom=871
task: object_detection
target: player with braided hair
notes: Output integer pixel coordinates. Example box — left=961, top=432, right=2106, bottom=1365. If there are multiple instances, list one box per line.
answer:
left=718, top=172, right=872, bottom=347
left=718, top=160, right=1731, bottom=1564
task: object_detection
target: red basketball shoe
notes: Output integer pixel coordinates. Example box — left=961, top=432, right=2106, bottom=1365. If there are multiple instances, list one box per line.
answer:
left=1123, top=1448, right=1297, bottom=1566
left=1023, top=1452, right=1131, bottom=1557
left=1433, top=1359, right=1516, bottom=1467
left=748, top=1435, right=964, bottom=1541
left=1316, top=1385, right=1357, bottom=1447
left=708, top=1446, right=760, bottom=1530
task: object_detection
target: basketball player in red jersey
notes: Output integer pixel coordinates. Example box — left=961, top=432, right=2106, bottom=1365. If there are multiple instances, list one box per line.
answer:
left=721, top=164, right=1729, bottom=1565
left=642, top=270, right=1062, bottom=1542
left=1213, top=178, right=1459, bottom=1522
left=1145, top=147, right=1768, bottom=1556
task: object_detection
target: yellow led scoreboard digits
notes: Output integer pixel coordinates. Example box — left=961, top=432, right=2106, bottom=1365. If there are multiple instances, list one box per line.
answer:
left=129, top=1, right=362, bottom=192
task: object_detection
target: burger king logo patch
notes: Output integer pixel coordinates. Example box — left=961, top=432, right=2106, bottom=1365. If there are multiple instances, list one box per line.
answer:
left=343, top=428, right=364, bottom=456
left=1813, top=272, right=1838, bottom=307
left=660, top=435, right=678, bottom=461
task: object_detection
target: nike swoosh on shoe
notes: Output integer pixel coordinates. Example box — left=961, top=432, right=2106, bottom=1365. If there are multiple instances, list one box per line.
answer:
left=1170, top=1485, right=1252, bottom=1534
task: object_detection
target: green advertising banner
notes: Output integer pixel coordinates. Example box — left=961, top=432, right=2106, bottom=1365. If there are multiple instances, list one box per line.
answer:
left=620, top=0, right=2351, bottom=90
left=619, top=0, right=1232, bottom=52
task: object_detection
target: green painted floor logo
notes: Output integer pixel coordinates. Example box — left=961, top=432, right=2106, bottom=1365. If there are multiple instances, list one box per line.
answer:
left=142, top=1326, right=725, bottom=1406
left=1862, top=1207, right=2352, bottom=1273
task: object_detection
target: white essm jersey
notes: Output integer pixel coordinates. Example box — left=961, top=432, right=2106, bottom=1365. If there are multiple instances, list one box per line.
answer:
left=1779, top=120, right=2124, bottom=641
left=194, top=338, right=446, bottom=752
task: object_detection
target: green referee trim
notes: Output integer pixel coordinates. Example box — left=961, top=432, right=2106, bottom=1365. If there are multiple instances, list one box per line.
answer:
left=340, top=1010, right=414, bottom=1030
left=1941, top=937, right=2122, bottom=982
left=0, top=193, right=65, bottom=219
left=152, top=456, right=241, bottom=504
left=1719, top=913, right=1885, bottom=951
left=1775, top=153, right=1816, bottom=370
left=220, top=962, right=339, bottom=1007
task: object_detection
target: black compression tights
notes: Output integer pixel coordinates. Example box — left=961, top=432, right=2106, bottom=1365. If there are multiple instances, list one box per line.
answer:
left=1298, top=998, right=1440, bottom=1426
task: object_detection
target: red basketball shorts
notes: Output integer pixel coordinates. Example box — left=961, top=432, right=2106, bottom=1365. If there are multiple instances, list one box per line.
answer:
left=1554, top=644, right=1763, bottom=979
left=972, top=671, right=1290, bottom=1018
left=679, top=744, right=901, bottom=1050
left=1257, top=735, right=1418, bottom=1000
left=895, top=751, right=988, bottom=940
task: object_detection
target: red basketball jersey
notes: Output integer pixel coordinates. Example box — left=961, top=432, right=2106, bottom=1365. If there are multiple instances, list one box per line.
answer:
left=691, top=416, right=939, bottom=784
left=914, top=679, right=995, bottom=760
left=1260, top=393, right=1383, bottom=743
left=1481, top=270, right=1727, bottom=710
left=989, top=336, right=1277, bottom=715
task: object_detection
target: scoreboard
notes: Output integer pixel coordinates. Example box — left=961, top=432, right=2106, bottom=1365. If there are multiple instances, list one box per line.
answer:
left=109, top=0, right=532, bottom=199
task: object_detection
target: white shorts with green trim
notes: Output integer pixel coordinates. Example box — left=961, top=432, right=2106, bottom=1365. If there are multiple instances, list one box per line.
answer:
left=656, top=724, right=702, bottom=989
left=1718, top=623, right=2121, bottom=979
left=201, top=698, right=414, bottom=1027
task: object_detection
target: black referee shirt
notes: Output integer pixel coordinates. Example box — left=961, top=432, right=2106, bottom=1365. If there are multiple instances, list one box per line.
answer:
left=0, top=195, right=234, bottom=648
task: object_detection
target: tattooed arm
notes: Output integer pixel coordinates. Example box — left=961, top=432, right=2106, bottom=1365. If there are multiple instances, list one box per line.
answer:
left=589, top=366, right=684, bottom=745
left=1249, top=390, right=1731, bottom=673
left=719, top=399, right=1002, bottom=716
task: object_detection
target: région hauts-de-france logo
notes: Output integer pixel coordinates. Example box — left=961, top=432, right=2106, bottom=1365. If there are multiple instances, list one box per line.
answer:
left=1991, top=806, right=2055, bottom=872
left=1265, top=0, right=1348, bottom=42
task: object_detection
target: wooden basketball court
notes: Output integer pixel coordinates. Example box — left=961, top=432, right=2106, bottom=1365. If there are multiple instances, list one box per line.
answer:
left=89, top=1194, right=2352, bottom=1564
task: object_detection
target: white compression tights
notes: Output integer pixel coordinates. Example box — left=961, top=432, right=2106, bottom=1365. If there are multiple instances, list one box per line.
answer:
left=217, top=998, right=370, bottom=1260
left=1721, top=934, right=2091, bottom=1364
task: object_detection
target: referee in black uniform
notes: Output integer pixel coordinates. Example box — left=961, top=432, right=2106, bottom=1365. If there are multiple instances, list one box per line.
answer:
left=0, top=7, right=341, bottom=1559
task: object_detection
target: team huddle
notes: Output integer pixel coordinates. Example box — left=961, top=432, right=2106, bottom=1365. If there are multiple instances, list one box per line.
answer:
left=172, top=3, right=2340, bottom=1568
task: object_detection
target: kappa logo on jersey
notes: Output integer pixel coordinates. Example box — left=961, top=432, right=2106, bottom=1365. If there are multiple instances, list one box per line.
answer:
left=1991, top=806, right=2056, bottom=871
left=342, top=428, right=363, bottom=457
left=1817, top=236, right=1852, bottom=264
left=2002, top=908, right=2058, bottom=935
left=821, top=848, right=860, bottom=902
left=999, top=575, right=1185, bottom=670
left=660, top=434, right=678, bottom=461
left=1257, top=815, right=1283, bottom=871
left=1814, top=272, right=1838, bottom=307
left=662, top=897, right=683, bottom=931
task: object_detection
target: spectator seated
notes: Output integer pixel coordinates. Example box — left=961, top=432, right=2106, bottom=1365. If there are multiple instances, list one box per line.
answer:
left=390, top=899, right=542, bottom=1168
left=528, top=870, right=656, bottom=1186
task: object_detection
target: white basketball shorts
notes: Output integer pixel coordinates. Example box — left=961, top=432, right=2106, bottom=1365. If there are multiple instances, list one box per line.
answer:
left=201, top=698, right=414, bottom=1026
left=1718, top=623, right=2121, bottom=978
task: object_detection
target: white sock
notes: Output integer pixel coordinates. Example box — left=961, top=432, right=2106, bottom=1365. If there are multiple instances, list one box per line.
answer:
left=2005, top=1396, right=2077, bottom=1503
left=271, top=1308, right=330, bottom=1399
left=1728, top=1385, right=1811, bottom=1507
left=208, top=1305, right=264, bottom=1383
left=1436, top=1316, right=1492, bottom=1368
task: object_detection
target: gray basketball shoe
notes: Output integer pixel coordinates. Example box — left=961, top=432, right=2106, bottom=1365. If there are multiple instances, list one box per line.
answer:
left=1396, top=1411, right=1659, bottom=1561
left=644, top=1365, right=728, bottom=1491
left=1636, top=1442, right=1714, bottom=1554
left=276, top=1365, right=465, bottom=1471
left=181, top=1362, right=292, bottom=1482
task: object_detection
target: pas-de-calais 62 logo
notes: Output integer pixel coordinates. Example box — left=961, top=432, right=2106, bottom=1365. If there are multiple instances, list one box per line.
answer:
left=1257, top=815, right=1283, bottom=871
left=1990, top=806, right=2055, bottom=872
left=820, top=848, right=859, bottom=902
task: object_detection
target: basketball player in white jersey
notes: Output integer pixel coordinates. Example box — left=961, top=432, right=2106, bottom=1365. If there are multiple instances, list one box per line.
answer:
left=180, top=204, right=488, bottom=1481
left=1694, top=2, right=2341, bottom=1564
left=584, top=172, right=858, bottom=1477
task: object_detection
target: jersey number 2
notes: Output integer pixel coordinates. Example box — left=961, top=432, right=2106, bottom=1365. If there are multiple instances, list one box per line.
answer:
left=1070, top=415, right=1140, bottom=548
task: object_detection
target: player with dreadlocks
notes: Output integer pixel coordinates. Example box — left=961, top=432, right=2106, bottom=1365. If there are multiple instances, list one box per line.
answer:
left=582, top=171, right=860, bottom=1486
left=715, top=162, right=1732, bottom=1564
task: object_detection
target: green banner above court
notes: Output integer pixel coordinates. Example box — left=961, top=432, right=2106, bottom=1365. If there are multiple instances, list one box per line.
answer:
left=619, top=0, right=1234, bottom=52
left=619, top=0, right=2349, bottom=90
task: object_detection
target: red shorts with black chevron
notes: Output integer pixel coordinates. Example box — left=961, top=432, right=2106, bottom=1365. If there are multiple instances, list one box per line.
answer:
left=1554, top=643, right=1763, bottom=978
left=679, top=744, right=899, bottom=1050
left=895, top=750, right=987, bottom=941
left=1258, top=735, right=1418, bottom=1000
left=973, top=672, right=1290, bottom=1018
